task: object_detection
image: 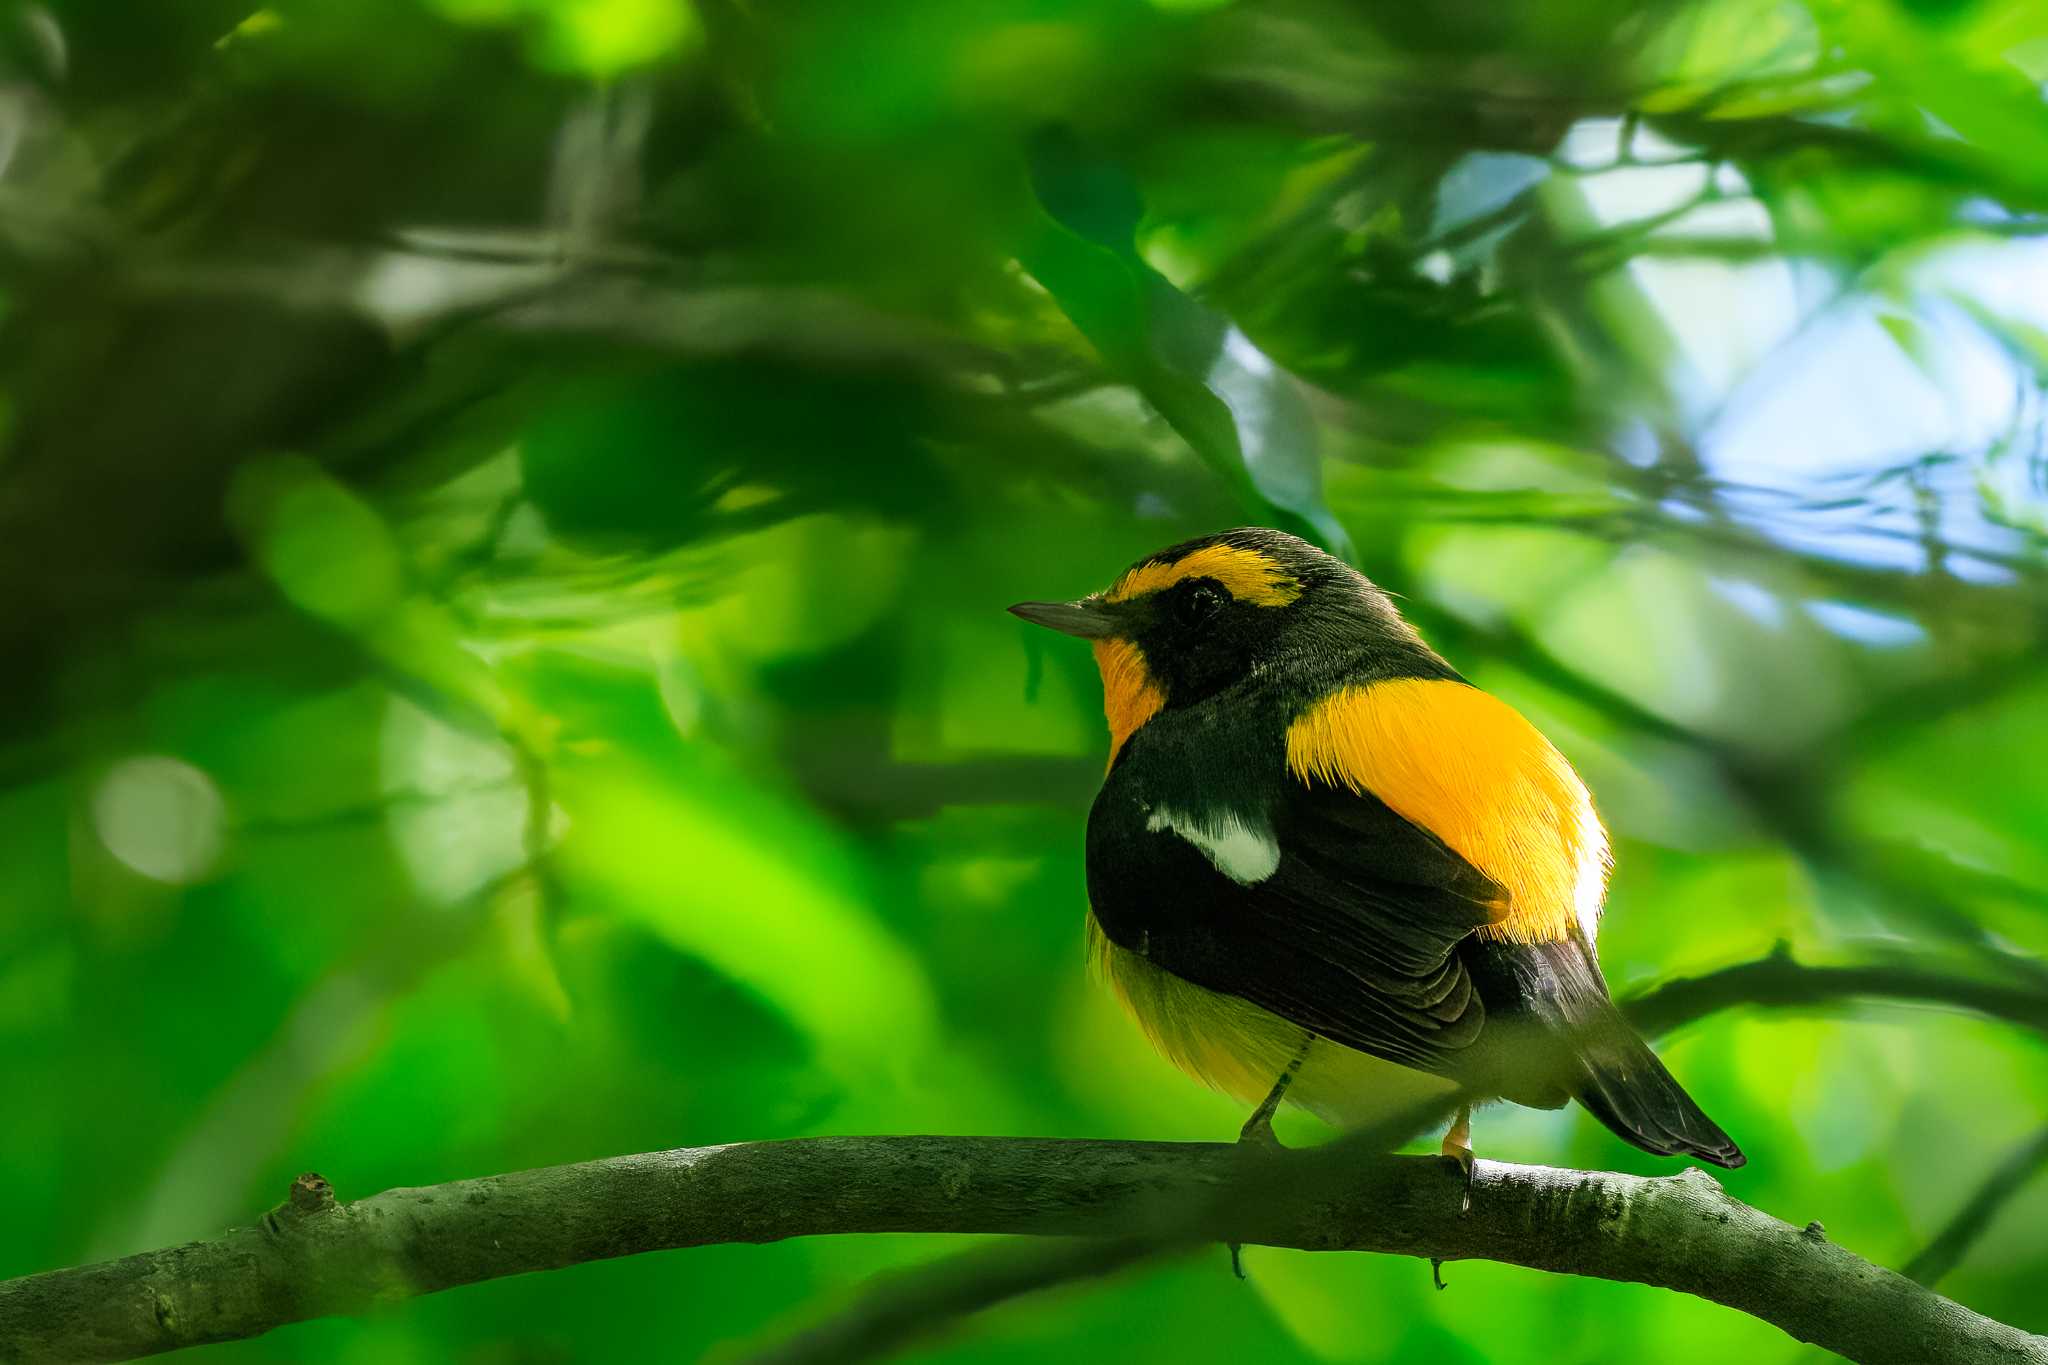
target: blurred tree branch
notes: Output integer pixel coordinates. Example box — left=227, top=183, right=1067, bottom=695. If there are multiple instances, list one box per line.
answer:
left=1905, top=1125, right=2048, bottom=1290
left=3, top=1135, right=2043, bottom=1365
left=1622, top=943, right=2048, bottom=1039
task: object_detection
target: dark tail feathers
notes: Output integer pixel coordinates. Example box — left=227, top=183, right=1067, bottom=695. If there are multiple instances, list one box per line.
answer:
left=1574, top=1029, right=1746, bottom=1169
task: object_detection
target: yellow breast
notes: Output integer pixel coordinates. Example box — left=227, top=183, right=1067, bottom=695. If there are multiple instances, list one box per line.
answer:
left=1087, top=915, right=1457, bottom=1126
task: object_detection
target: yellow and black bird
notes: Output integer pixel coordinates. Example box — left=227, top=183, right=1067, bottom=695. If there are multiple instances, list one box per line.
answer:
left=1011, top=527, right=1744, bottom=1170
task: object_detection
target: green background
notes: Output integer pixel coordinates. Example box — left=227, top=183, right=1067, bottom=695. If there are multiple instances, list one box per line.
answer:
left=3, top=0, right=2047, bottom=1359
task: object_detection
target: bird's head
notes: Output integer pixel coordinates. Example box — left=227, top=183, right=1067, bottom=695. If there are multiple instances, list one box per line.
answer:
left=1009, top=527, right=1425, bottom=761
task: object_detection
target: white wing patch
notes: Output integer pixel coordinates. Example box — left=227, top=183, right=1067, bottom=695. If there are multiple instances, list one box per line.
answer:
left=1144, top=806, right=1280, bottom=885
left=1573, top=847, right=1608, bottom=946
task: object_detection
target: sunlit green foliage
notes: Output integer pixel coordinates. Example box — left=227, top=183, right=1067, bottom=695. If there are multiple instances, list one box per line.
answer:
left=3, top=0, right=2048, bottom=1359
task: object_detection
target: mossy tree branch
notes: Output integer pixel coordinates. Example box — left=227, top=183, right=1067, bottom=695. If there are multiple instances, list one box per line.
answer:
left=6, top=948, right=2048, bottom=1364
left=1, top=1139, right=2044, bottom=1365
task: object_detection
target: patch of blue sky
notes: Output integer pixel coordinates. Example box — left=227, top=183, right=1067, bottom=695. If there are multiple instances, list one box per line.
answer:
left=1578, top=160, right=1712, bottom=223
left=1923, top=237, right=2048, bottom=337
left=1554, top=117, right=1698, bottom=171
left=1567, top=149, right=1803, bottom=429
left=1430, top=151, right=1550, bottom=241
left=1708, top=575, right=1787, bottom=628
left=1547, top=117, right=2046, bottom=579
left=1694, top=285, right=2038, bottom=577
left=1710, top=474, right=2022, bottom=585
left=1701, top=299, right=2008, bottom=482
left=1803, top=601, right=1928, bottom=648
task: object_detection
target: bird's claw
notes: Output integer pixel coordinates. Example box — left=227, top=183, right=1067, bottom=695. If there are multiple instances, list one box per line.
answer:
left=1237, top=1112, right=1285, bottom=1151
left=1440, top=1142, right=1474, bottom=1215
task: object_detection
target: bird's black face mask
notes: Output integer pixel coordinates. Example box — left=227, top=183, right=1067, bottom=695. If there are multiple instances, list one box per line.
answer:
left=1122, top=575, right=1285, bottom=709
left=1010, top=571, right=1289, bottom=714
left=1009, top=526, right=1439, bottom=732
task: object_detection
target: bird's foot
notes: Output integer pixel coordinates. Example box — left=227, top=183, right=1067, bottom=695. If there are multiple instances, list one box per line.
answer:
left=1227, top=1112, right=1287, bottom=1279
left=1225, top=1047, right=1311, bottom=1281
left=1439, top=1104, right=1474, bottom=1215
left=1237, top=1108, right=1286, bottom=1151
left=1439, top=1139, right=1474, bottom=1215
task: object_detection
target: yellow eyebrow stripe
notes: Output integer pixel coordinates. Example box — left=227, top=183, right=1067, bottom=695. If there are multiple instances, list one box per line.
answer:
left=1107, top=544, right=1301, bottom=606
left=1284, top=677, right=1610, bottom=945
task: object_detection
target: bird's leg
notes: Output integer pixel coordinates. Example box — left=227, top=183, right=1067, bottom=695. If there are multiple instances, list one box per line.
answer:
left=1230, top=1034, right=1314, bottom=1280
left=1439, top=1104, right=1474, bottom=1215
left=1238, top=1034, right=1313, bottom=1149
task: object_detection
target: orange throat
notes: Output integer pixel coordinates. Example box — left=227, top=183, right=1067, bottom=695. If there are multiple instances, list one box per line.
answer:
left=1092, top=638, right=1164, bottom=767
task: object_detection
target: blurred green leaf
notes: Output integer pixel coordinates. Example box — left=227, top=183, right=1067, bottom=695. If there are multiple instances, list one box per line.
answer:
left=554, top=753, right=939, bottom=1087
left=1024, top=127, right=1355, bottom=558
left=7, top=0, right=2048, bottom=1358
left=423, top=0, right=701, bottom=75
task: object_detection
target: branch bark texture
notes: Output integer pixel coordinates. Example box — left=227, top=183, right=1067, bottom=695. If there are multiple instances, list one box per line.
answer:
left=2, top=1137, right=2042, bottom=1365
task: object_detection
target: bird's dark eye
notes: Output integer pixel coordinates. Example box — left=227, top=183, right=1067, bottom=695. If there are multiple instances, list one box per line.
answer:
left=1176, top=583, right=1225, bottom=627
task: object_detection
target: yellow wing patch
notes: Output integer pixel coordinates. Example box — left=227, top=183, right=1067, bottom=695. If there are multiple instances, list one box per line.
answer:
left=1285, top=678, right=1609, bottom=944
left=1092, top=637, right=1164, bottom=767
left=1107, top=544, right=1300, bottom=607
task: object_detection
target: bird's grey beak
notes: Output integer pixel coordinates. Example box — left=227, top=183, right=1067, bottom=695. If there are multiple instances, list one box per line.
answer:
left=1008, top=597, right=1120, bottom=639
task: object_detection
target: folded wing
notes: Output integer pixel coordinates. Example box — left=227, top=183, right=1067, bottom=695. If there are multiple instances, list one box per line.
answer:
left=1086, top=772, right=1504, bottom=1076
